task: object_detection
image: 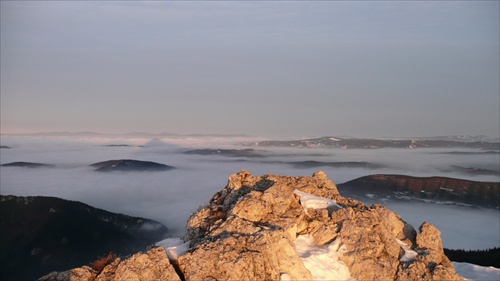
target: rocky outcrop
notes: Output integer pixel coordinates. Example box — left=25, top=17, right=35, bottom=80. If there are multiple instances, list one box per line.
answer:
left=178, top=170, right=462, bottom=281
left=38, top=171, right=463, bottom=281
left=39, top=247, right=180, bottom=281
left=339, top=174, right=500, bottom=208
left=90, top=159, right=174, bottom=172
left=1, top=196, right=169, bottom=281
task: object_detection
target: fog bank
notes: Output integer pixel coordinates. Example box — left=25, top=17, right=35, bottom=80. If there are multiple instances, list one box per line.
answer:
left=1, top=135, right=498, bottom=249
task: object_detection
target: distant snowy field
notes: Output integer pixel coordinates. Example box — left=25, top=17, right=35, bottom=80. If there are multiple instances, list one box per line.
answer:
left=1, top=135, right=499, bottom=252
left=453, top=262, right=500, bottom=281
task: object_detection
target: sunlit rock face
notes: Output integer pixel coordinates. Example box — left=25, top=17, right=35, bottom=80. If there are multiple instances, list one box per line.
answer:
left=179, top=170, right=462, bottom=281
left=34, top=171, right=463, bottom=281
left=0, top=196, right=169, bottom=281
left=38, top=247, right=180, bottom=281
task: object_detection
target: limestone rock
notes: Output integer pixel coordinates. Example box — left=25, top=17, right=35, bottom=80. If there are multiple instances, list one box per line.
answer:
left=113, top=247, right=179, bottom=281
left=180, top=170, right=462, bottom=281
left=38, top=248, right=180, bottom=281
left=38, top=267, right=94, bottom=281
left=39, top=171, right=463, bottom=281
left=179, top=216, right=312, bottom=281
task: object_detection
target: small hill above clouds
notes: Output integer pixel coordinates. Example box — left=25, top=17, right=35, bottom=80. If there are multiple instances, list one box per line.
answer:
left=1, top=161, right=54, bottom=168
left=0, top=195, right=169, bottom=281
left=42, top=171, right=464, bottom=281
left=90, top=159, right=175, bottom=172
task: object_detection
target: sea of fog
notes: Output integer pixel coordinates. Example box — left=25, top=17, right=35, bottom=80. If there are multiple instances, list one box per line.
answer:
left=0, top=135, right=499, bottom=250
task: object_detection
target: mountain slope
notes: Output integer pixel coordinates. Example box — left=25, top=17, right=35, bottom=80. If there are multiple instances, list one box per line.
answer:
left=338, top=174, right=500, bottom=208
left=0, top=195, right=169, bottom=281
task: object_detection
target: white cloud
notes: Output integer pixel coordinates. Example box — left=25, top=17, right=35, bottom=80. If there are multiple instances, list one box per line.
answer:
left=0, top=135, right=498, bottom=250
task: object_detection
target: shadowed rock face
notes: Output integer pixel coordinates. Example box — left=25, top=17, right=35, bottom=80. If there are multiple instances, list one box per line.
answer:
left=1, top=161, right=54, bottom=168
left=90, top=159, right=174, bottom=172
left=0, top=195, right=169, bottom=281
left=338, top=174, right=500, bottom=208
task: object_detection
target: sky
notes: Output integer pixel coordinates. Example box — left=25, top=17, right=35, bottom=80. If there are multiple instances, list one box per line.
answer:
left=1, top=1, right=499, bottom=137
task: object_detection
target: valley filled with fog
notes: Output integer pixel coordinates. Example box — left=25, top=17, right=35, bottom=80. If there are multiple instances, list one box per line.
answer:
left=1, top=135, right=498, bottom=250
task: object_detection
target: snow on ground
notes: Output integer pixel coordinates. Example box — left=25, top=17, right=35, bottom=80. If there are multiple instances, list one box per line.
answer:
left=453, top=262, right=500, bottom=281
left=294, top=234, right=355, bottom=281
left=156, top=237, right=189, bottom=261
left=293, top=189, right=342, bottom=210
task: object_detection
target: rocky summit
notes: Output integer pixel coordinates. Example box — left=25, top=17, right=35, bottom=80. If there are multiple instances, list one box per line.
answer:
left=40, top=170, right=463, bottom=281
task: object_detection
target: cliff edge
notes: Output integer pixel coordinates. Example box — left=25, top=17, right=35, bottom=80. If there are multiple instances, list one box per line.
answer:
left=40, top=170, right=463, bottom=281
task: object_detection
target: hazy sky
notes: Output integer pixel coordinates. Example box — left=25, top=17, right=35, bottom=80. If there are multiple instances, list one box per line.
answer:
left=1, top=1, right=499, bottom=137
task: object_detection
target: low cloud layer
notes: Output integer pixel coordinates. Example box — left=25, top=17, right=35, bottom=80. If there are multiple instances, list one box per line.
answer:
left=1, top=135, right=498, bottom=249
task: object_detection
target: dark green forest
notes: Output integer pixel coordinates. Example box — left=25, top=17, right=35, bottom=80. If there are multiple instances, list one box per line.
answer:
left=444, top=247, right=500, bottom=267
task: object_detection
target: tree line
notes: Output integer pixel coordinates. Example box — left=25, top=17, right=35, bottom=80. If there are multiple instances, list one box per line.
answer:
left=444, top=247, right=499, bottom=267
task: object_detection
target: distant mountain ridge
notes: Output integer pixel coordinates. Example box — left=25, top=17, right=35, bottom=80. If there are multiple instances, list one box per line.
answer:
left=338, top=174, right=500, bottom=208
left=246, top=136, right=500, bottom=149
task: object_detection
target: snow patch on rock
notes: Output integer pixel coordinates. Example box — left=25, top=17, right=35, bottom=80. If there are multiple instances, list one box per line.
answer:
left=294, top=234, right=355, bottom=281
left=156, top=238, right=189, bottom=261
left=293, top=189, right=342, bottom=210
left=395, top=238, right=418, bottom=261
